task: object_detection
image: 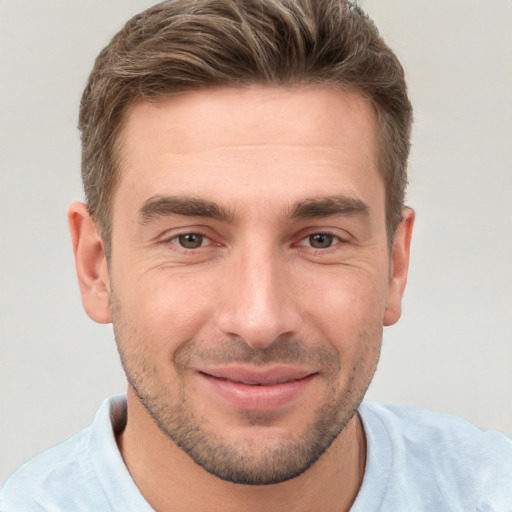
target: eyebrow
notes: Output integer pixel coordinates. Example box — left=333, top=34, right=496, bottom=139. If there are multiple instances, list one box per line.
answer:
left=137, top=195, right=235, bottom=224
left=137, top=194, right=369, bottom=225
left=289, top=195, right=369, bottom=219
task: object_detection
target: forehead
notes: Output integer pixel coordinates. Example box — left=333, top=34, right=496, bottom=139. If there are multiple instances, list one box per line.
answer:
left=114, top=87, right=382, bottom=218
left=121, top=87, right=377, bottom=158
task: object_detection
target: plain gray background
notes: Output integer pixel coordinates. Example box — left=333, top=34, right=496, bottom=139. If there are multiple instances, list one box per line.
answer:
left=1, top=0, right=511, bottom=485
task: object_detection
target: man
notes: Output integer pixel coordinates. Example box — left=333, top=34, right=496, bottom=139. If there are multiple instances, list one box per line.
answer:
left=1, top=0, right=510, bottom=510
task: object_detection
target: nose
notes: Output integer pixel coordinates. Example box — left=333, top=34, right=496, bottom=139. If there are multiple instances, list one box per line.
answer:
left=215, top=241, right=301, bottom=348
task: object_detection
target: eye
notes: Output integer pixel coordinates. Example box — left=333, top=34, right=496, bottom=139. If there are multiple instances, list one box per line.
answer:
left=174, top=233, right=209, bottom=249
left=308, top=233, right=335, bottom=249
left=298, top=232, right=342, bottom=249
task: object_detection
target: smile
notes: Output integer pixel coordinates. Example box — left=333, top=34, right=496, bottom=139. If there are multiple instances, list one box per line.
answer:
left=195, top=366, right=318, bottom=411
left=210, top=376, right=303, bottom=386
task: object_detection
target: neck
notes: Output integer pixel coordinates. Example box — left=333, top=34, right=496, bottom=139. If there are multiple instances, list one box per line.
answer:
left=117, top=390, right=366, bottom=512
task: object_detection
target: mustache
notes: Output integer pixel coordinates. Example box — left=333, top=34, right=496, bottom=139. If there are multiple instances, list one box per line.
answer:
left=174, top=334, right=338, bottom=368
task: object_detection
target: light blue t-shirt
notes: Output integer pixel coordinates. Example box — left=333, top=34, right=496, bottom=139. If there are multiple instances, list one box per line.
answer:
left=1, top=396, right=511, bottom=511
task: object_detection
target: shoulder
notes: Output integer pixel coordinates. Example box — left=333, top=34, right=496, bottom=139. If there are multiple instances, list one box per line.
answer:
left=0, top=427, right=107, bottom=511
left=0, top=396, right=128, bottom=512
left=361, top=400, right=512, bottom=447
left=360, top=400, right=512, bottom=444
left=356, top=401, right=512, bottom=510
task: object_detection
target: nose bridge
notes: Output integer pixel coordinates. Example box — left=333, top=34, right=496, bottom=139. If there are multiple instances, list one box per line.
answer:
left=216, top=236, right=298, bottom=347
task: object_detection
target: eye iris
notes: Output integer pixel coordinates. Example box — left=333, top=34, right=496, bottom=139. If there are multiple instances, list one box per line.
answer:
left=178, top=233, right=203, bottom=249
left=309, top=233, right=333, bottom=248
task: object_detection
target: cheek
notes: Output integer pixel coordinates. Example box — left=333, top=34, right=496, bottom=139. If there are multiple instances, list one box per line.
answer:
left=299, top=267, right=388, bottom=325
left=296, top=267, right=387, bottom=359
left=113, top=267, right=218, bottom=354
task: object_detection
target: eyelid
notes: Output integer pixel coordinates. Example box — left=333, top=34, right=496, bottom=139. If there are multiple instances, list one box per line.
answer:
left=159, top=226, right=217, bottom=248
left=295, top=231, right=343, bottom=248
left=170, top=232, right=212, bottom=249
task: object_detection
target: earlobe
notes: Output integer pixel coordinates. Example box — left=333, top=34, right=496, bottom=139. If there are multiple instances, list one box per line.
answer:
left=68, top=202, right=112, bottom=324
left=383, top=208, right=415, bottom=327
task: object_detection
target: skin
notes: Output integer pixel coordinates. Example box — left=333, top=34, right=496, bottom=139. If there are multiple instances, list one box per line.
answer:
left=69, top=87, right=414, bottom=512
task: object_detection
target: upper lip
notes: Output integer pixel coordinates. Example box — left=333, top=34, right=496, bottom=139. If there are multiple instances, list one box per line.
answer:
left=196, top=365, right=316, bottom=385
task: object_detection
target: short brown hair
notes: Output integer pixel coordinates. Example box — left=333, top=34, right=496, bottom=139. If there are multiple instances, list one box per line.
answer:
left=79, top=0, right=412, bottom=251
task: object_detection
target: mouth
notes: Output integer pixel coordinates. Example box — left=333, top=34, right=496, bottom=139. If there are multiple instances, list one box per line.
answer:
left=205, top=376, right=305, bottom=385
left=195, top=366, right=318, bottom=411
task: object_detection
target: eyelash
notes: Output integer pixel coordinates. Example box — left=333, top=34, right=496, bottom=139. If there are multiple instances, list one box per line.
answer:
left=165, top=230, right=345, bottom=252
left=167, top=231, right=213, bottom=250
left=296, top=231, right=343, bottom=250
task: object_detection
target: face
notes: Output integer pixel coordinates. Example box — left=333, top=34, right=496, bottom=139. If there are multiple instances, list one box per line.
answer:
left=72, top=87, right=412, bottom=485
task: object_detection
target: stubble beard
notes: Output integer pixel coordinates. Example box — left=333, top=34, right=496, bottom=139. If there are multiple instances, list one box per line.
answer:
left=112, top=305, right=381, bottom=485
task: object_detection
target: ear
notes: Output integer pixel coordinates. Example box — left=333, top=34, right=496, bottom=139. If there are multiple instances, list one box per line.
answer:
left=383, top=208, right=415, bottom=326
left=68, top=202, right=112, bottom=324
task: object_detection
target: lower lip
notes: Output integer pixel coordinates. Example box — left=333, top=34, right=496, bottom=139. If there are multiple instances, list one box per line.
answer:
left=198, top=373, right=316, bottom=411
